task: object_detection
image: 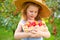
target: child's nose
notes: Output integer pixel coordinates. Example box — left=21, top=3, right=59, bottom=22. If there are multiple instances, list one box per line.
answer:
left=31, top=12, right=35, bottom=15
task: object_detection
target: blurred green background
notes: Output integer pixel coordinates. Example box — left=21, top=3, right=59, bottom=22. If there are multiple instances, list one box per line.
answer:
left=0, top=0, right=60, bottom=40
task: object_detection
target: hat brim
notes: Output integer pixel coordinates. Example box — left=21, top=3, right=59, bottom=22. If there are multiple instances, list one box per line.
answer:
left=14, top=0, right=51, bottom=18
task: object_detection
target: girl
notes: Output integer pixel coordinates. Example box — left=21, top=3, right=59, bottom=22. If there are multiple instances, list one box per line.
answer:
left=14, top=0, right=51, bottom=40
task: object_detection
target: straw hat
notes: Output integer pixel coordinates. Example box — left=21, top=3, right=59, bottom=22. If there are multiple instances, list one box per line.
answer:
left=14, top=0, right=51, bottom=18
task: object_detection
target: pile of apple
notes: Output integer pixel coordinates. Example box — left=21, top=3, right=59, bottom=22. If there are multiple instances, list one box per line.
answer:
left=22, top=21, right=45, bottom=32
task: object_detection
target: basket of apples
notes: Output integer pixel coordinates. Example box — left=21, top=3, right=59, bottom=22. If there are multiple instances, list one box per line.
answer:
left=22, top=20, right=46, bottom=32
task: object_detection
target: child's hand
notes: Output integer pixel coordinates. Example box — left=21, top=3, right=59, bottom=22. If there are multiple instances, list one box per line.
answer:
left=30, top=29, right=41, bottom=34
left=30, top=34, right=41, bottom=38
left=28, top=25, right=40, bottom=34
left=29, top=30, right=42, bottom=38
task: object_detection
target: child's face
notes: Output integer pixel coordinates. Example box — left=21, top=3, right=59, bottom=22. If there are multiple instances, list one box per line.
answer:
left=26, top=5, right=39, bottom=20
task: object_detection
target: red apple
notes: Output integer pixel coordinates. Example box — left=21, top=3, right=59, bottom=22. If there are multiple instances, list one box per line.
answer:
left=28, top=23, right=32, bottom=27
left=38, top=21, right=43, bottom=26
left=31, top=22, right=36, bottom=26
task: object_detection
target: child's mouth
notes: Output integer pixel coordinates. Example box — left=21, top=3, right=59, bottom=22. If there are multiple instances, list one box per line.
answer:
left=31, top=16, right=34, bottom=18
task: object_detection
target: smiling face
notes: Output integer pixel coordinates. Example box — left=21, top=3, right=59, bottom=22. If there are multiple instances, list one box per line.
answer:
left=27, top=5, right=39, bottom=20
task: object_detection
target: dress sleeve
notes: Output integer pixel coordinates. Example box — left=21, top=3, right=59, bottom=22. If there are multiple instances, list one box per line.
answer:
left=16, top=19, right=26, bottom=32
left=18, top=19, right=26, bottom=25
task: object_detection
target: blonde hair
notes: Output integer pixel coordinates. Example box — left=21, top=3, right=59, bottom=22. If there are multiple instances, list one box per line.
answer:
left=21, top=2, right=42, bottom=21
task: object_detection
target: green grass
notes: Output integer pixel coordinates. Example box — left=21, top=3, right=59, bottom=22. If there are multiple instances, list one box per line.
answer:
left=0, top=28, right=14, bottom=40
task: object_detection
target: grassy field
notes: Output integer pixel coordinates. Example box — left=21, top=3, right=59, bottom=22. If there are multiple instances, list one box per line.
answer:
left=0, top=28, right=14, bottom=40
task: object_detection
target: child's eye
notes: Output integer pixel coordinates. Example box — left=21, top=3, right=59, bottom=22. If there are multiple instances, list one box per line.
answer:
left=30, top=11, right=33, bottom=13
left=35, top=11, right=38, bottom=13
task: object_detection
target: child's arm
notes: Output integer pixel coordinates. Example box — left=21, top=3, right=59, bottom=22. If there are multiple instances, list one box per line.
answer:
left=38, top=26, right=50, bottom=38
left=14, top=23, right=30, bottom=39
left=29, top=30, right=42, bottom=38
left=30, top=21, right=50, bottom=38
left=40, top=21, right=50, bottom=38
left=30, top=26, right=50, bottom=38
